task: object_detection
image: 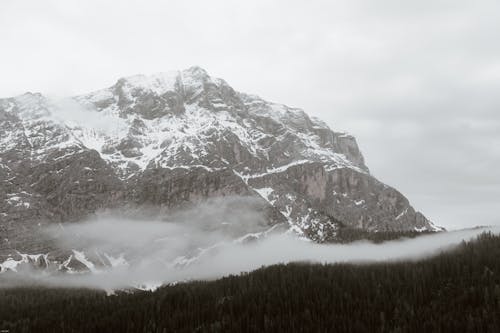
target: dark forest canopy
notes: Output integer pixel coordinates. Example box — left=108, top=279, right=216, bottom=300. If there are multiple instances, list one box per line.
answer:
left=1, top=232, right=500, bottom=332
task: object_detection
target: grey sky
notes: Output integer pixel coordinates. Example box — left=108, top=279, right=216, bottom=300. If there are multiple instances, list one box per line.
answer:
left=1, top=0, right=499, bottom=229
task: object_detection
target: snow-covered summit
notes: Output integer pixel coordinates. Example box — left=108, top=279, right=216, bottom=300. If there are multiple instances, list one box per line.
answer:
left=64, top=67, right=369, bottom=178
left=0, top=67, right=441, bottom=258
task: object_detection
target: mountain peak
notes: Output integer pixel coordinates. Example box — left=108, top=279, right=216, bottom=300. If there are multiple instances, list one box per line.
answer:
left=115, top=71, right=179, bottom=95
left=114, top=66, right=212, bottom=95
left=182, top=65, right=209, bottom=77
left=0, top=67, right=442, bottom=256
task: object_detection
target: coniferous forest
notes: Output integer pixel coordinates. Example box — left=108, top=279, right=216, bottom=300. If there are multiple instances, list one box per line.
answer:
left=1, top=232, right=500, bottom=332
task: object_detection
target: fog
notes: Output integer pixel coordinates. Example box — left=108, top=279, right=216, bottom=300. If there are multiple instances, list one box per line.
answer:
left=1, top=197, right=499, bottom=292
left=48, top=97, right=128, bottom=136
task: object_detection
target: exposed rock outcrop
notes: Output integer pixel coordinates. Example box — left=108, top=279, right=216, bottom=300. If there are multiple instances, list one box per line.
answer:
left=0, top=67, right=442, bottom=260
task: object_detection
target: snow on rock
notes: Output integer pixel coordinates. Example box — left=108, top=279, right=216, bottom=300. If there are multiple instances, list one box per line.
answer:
left=0, top=253, right=49, bottom=273
left=0, top=65, right=442, bottom=255
left=72, top=250, right=98, bottom=273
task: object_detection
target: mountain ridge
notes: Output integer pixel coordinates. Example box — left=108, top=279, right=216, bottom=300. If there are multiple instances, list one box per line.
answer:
left=0, top=66, right=442, bottom=265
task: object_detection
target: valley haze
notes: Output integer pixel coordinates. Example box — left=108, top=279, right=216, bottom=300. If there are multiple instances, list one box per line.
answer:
left=1, top=2, right=499, bottom=332
left=0, top=65, right=491, bottom=292
left=2, top=205, right=499, bottom=291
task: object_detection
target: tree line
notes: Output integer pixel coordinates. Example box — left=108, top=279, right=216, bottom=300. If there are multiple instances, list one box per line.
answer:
left=1, top=232, right=500, bottom=332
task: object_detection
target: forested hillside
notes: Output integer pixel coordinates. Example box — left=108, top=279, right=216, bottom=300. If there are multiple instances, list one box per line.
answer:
left=1, top=232, right=500, bottom=332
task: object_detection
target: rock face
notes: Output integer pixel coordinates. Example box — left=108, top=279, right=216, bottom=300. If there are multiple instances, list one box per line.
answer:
left=0, top=66, right=441, bottom=258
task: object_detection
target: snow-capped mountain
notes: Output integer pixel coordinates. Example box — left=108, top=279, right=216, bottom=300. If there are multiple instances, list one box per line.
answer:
left=0, top=66, right=441, bottom=267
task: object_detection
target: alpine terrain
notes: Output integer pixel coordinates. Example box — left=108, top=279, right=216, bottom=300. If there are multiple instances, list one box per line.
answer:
left=0, top=66, right=442, bottom=273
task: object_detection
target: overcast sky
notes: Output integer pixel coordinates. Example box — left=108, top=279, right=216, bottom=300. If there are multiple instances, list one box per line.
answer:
left=1, top=0, right=499, bottom=229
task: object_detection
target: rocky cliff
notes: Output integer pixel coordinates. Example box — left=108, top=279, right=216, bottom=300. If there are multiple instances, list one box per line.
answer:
left=0, top=66, right=441, bottom=263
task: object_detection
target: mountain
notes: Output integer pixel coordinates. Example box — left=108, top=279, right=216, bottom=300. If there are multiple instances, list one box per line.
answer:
left=0, top=66, right=441, bottom=268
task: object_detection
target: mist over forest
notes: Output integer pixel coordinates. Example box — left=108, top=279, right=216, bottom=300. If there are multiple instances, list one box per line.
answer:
left=2, top=198, right=498, bottom=291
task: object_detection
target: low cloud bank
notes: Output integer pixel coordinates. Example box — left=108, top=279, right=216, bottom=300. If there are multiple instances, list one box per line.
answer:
left=1, top=197, right=499, bottom=291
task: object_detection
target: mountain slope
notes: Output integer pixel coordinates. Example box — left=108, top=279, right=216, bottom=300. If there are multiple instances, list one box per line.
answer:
left=0, top=66, right=441, bottom=259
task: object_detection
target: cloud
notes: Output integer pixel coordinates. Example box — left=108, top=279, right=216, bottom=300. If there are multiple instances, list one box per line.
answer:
left=48, top=97, right=128, bottom=135
left=47, top=197, right=270, bottom=261
left=1, top=196, right=499, bottom=291
left=3, top=225, right=499, bottom=291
